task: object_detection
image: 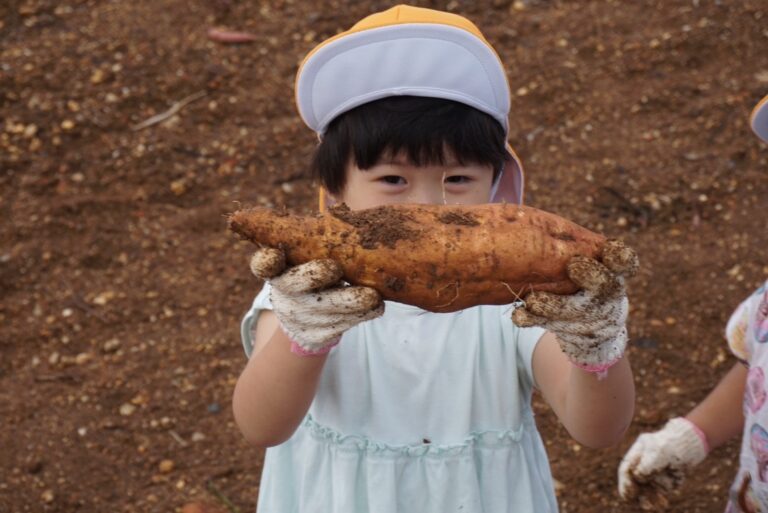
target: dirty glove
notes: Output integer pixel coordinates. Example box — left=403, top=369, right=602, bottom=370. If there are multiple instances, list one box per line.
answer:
left=512, top=239, right=638, bottom=375
left=618, top=417, right=709, bottom=506
left=250, top=247, right=385, bottom=355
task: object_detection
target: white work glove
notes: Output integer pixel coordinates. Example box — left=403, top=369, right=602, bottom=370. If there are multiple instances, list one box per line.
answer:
left=250, top=247, right=385, bottom=355
left=512, top=239, right=639, bottom=374
left=618, top=417, right=709, bottom=507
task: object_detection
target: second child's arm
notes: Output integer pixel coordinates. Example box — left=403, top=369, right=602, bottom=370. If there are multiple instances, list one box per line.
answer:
left=617, top=362, right=746, bottom=503
left=618, top=283, right=762, bottom=503
left=686, top=362, right=747, bottom=449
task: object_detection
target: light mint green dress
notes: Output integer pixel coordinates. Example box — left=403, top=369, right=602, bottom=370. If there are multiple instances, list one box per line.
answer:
left=241, top=284, right=558, bottom=513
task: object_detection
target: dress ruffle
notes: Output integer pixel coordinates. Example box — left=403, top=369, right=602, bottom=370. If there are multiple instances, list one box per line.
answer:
left=302, top=413, right=527, bottom=457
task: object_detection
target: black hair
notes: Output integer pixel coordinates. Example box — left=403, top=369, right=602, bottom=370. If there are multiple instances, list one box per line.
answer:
left=309, top=96, right=508, bottom=194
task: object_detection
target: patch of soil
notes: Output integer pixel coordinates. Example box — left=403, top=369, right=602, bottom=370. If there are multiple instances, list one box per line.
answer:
left=385, top=276, right=406, bottom=292
left=437, top=210, right=480, bottom=226
left=329, top=204, right=419, bottom=249
left=2, top=1, right=768, bottom=512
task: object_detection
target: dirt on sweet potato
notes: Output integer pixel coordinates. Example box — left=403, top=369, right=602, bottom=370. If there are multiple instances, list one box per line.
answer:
left=328, top=204, right=420, bottom=249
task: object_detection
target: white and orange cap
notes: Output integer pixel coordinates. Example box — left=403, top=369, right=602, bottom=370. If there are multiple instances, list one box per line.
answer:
left=295, top=4, right=525, bottom=207
left=750, top=94, right=768, bottom=142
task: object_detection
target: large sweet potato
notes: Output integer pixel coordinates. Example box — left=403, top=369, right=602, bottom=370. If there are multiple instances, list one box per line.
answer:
left=228, top=203, right=607, bottom=313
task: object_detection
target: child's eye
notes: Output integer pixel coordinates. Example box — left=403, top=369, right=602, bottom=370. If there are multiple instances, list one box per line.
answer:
left=445, top=175, right=472, bottom=184
left=380, top=175, right=406, bottom=185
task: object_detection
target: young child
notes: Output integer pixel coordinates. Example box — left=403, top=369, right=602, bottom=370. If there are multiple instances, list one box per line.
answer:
left=618, top=96, right=768, bottom=511
left=232, top=6, right=637, bottom=512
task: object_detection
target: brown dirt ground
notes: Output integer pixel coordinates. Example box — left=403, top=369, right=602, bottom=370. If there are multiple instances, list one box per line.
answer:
left=2, top=0, right=767, bottom=512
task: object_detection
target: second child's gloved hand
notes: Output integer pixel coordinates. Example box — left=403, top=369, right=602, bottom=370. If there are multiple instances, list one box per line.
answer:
left=250, top=247, right=385, bottom=355
left=618, top=418, right=709, bottom=505
left=512, top=239, right=639, bottom=374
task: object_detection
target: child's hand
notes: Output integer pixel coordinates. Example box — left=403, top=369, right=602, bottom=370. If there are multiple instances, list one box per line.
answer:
left=512, top=239, right=638, bottom=373
left=618, top=418, right=709, bottom=505
left=250, top=247, right=385, bottom=355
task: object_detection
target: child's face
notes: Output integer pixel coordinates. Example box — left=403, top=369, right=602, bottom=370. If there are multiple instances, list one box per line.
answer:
left=333, top=150, right=495, bottom=210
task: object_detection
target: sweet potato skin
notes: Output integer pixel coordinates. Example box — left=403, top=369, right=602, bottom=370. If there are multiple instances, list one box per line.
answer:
left=229, top=203, right=607, bottom=313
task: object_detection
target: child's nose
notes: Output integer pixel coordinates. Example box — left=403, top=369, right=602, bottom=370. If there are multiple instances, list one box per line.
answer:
left=406, top=185, right=446, bottom=205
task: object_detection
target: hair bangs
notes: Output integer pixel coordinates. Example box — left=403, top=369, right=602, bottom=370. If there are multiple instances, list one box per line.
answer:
left=311, top=96, right=507, bottom=194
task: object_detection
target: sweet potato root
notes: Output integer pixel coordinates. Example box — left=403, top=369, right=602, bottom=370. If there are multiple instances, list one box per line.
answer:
left=207, top=28, right=258, bottom=43
left=228, top=203, right=607, bottom=313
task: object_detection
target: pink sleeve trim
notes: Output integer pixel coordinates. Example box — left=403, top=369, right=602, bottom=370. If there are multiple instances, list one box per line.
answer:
left=277, top=322, right=340, bottom=357
left=289, top=337, right=341, bottom=357
left=572, top=357, right=621, bottom=380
